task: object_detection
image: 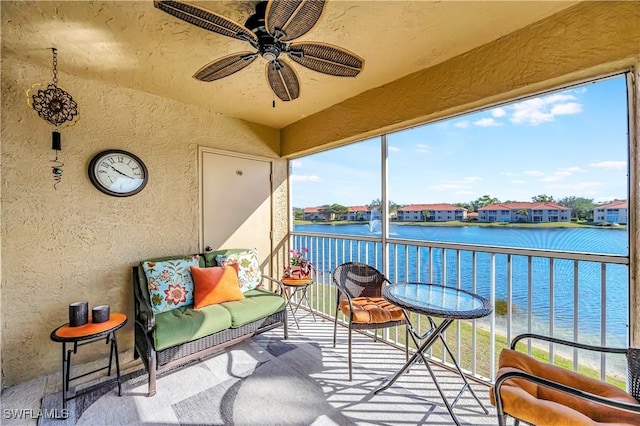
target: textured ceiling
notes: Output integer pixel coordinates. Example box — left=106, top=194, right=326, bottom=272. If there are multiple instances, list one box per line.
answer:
left=1, top=1, right=580, bottom=129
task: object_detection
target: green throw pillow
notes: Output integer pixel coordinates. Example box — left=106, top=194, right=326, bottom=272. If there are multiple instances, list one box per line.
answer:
left=215, top=249, right=262, bottom=293
left=142, top=255, right=199, bottom=314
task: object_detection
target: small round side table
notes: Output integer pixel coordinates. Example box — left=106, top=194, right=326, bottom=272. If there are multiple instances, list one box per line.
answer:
left=281, top=278, right=317, bottom=329
left=50, top=313, right=127, bottom=415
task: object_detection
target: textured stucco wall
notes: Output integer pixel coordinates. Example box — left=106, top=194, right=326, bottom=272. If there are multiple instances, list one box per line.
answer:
left=281, top=1, right=640, bottom=155
left=0, top=57, right=282, bottom=386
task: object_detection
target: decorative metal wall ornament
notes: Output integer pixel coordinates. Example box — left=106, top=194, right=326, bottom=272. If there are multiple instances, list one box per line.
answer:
left=26, top=48, right=80, bottom=189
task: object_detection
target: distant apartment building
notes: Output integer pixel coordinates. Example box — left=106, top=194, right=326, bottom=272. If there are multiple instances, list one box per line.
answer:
left=303, top=206, right=334, bottom=221
left=593, top=199, right=628, bottom=224
left=340, top=206, right=381, bottom=221
left=397, top=204, right=467, bottom=222
left=478, top=202, right=571, bottom=223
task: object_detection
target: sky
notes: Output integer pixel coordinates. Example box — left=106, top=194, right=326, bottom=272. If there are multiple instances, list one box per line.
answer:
left=291, top=75, right=629, bottom=209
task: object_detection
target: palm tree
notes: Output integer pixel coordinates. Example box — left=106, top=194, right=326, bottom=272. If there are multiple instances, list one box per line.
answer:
left=422, top=210, right=430, bottom=222
left=516, top=209, right=529, bottom=222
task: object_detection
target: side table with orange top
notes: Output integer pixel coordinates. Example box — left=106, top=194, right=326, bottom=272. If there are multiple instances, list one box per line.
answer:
left=281, top=277, right=317, bottom=328
left=50, top=313, right=127, bottom=413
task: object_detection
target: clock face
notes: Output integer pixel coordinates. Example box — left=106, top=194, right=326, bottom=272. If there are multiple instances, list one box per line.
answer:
left=88, top=150, right=148, bottom=197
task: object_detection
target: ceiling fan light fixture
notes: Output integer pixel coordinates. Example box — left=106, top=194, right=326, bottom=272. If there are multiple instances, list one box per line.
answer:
left=261, top=45, right=280, bottom=61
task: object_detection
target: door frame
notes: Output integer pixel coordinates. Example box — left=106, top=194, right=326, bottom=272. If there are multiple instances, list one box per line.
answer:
left=198, top=146, right=274, bottom=260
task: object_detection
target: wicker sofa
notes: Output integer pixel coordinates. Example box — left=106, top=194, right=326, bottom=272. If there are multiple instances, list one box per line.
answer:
left=132, top=248, right=287, bottom=396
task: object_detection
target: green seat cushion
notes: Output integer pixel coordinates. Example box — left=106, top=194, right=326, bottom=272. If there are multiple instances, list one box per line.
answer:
left=153, top=303, right=232, bottom=351
left=220, top=288, right=286, bottom=328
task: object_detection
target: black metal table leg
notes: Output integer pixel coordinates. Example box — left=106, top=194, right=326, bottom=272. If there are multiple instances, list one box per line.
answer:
left=61, top=342, right=68, bottom=414
left=374, top=316, right=451, bottom=394
left=107, top=333, right=114, bottom=376
left=112, top=331, right=122, bottom=396
left=298, top=286, right=317, bottom=322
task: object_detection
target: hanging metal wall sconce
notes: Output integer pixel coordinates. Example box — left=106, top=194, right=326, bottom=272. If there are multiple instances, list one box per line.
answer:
left=26, top=48, right=80, bottom=189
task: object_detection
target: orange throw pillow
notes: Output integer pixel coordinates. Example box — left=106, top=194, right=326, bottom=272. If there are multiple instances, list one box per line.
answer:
left=190, top=265, right=245, bottom=309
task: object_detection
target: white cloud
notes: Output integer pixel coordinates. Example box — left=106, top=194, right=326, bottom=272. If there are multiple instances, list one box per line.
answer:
left=291, top=159, right=303, bottom=168
left=589, top=160, right=627, bottom=170
left=539, top=174, right=566, bottom=182
left=550, top=102, right=582, bottom=116
left=511, top=180, right=527, bottom=184
left=291, top=174, right=321, bottom=183
left=416, top=144, right=429, bottom=154
left=510, top=93, right=583, bottom=125
left=454, top=121, right=469, bottom=128
left=538, top=166, right=586, bottom=182
left=492, top=107, right=507, bottom=117
left=523, top=170, right=545, bottom=176
left=388, top=146, right=400, bottom=152
left=558, top=166, right=585, bottom=173
left=501, top=172, right=516, bottom=176
left=474, top=118, right=502, bottom=127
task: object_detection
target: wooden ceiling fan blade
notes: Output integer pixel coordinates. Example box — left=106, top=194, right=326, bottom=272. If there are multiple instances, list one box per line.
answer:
left=194, top=52, right=258, bottom=82
left=154, top=0, right=257, bottom=42
left=265, top=0, right=325, bottom=41
left=266, top=60, right=300, bottom=101
left=288, top=42, right=364, bottom=77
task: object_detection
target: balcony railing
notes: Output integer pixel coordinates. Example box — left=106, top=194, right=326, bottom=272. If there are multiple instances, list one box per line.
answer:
left=286, top=231, right=631, bottom=388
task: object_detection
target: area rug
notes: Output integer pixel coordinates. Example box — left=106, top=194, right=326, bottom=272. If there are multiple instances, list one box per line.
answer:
left=38, top=331, right=482, bottom=425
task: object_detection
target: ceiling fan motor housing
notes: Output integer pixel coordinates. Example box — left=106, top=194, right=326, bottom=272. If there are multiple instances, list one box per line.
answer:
left=245, top=1, right=284, bottom=61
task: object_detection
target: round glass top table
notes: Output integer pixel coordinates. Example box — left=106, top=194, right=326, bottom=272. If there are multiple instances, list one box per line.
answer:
left=383, top=282, right=492, bottom=319
left=376, top=283, right=493, bottom=426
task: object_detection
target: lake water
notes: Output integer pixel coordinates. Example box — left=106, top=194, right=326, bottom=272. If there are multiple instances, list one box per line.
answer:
left=294, top=223, right=630, bottom=346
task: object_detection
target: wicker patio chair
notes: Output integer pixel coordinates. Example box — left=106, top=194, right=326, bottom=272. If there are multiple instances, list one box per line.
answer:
left=491, top=333, right=640, bottom=426
left=332, top=262, right=408, bottom=381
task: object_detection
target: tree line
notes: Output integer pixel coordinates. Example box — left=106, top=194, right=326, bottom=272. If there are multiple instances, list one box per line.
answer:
left=295, top=194, right=608, bottom=221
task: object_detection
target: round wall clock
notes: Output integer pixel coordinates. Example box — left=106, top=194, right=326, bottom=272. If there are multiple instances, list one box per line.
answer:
left=88, top=149, right=148, bottom=197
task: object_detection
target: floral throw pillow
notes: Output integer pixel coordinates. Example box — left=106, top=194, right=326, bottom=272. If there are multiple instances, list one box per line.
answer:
left=215, top=249, right=262, bottom=293
left=142, top=255, right=199, bottom=314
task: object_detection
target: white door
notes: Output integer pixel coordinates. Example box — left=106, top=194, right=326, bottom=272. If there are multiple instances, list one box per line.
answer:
left=200, top=148, right=272, bottom=271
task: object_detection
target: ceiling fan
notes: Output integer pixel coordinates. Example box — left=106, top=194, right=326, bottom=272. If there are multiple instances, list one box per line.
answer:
left=154, top=0, right=364, bottom=101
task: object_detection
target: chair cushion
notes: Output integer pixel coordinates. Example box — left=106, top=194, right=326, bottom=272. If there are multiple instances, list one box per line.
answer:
left=340, top=297, right=404, bottom=324
left=490, top=348, right=640, bottom=425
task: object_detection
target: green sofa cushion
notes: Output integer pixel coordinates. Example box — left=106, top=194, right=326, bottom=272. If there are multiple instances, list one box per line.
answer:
left=153, top=303, right=232, bottom=351
left=220, top=288, right=286, bottom=328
